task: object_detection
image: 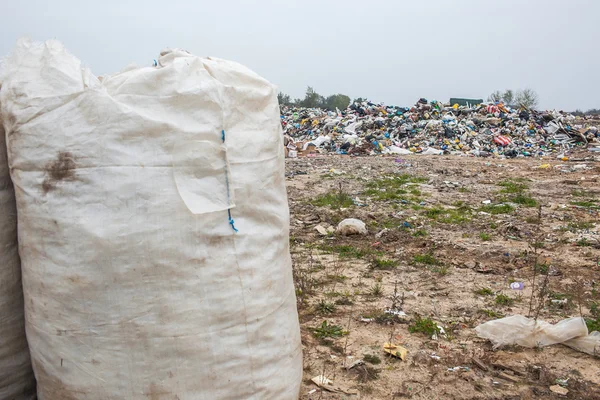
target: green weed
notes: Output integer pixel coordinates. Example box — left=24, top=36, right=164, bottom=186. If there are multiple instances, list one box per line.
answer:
left=315, top=300, right=336, bottom=315
left=409, top=316, right=441, bottom=337
left=474, top=288, right=494, bottom=296
left=479, top=204, right=514, bottom=215
left=412, top=253, right=439, bottom=266
left=495, top=294, right=514, bottom=306
left=363, top=354, right=381, bottom=365
left=372, top=258, right=398, bottom=270
left=311, top=191, right=354, bottom=209
left=312, top=321, right=347, bottom=338
left=479, top=232, right=491, bottom=241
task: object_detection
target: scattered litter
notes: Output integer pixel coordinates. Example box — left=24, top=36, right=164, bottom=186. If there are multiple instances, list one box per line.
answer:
left=447, top=366, right=470, bottom=372
left=384, top=309, right=407, bottom=317
left=345, top=359, right=364, bottom=370
left=310, top=375, right=359, bottom=395
left=383, top=343, right=407, bottom=360
left=509, top=282, right=524, bottom=290
left=555, top=378, right=569, bottom=387
left=336, top=218, right=367, bottom=236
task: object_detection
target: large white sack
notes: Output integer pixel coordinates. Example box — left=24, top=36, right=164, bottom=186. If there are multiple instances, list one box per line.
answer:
left=0, top=40, right=302, bottom=400
left=0, top=111, right=36, bottom=399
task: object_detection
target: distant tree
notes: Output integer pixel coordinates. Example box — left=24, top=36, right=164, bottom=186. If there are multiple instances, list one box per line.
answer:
left=300, top=86, right=324, bottom=108
left=353, top=97, right=367, bottom=104
left=323, top=94, right=351, bottom=111
left=277, top=92, right=292, bottom=106
left=502, top=90, right=514, bottom=105
left=487, top=90, right=502, bottom=103
left=515, top=88, right=539, bottom=110
left=585, top=108, right=600, bottom=116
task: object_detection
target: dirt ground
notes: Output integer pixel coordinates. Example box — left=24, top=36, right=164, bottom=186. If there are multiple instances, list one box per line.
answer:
left=285, top=153, right=600, bottom=400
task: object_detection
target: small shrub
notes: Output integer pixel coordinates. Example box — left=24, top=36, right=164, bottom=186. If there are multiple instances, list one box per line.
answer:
left=315, top=300, right=336, bottom=315
left=479, top=309, right=504, bottom=318
left=370, top=283, right=384, bottom=297
left=372, top=258, right=398, bottom=270
left=479, top=232, right=491, bottom=241
left=409, top=315, right=441, bottom=337
left=311, top=191, right=354, bottom=209
left=475, top=288, right=494, bottom=296
left=495, top=294, right=514, bottom=306
left=412, top=253, right=439, bottom=265
left=312, top=321, right=347, bottom=338
left=512, top=193, right=538, bottom=207
left=479, top=204, right=514, bottom=215
left=412, top=229, right=428, bottom=237
left=498, top=180, right=528, bottom=194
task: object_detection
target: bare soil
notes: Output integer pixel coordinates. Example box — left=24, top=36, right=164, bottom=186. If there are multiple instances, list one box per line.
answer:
left=286, top=153, right=600, bottom=400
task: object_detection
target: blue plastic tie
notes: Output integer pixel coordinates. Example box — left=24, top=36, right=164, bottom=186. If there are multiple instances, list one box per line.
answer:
left=222, top=130, right=238, bottom=233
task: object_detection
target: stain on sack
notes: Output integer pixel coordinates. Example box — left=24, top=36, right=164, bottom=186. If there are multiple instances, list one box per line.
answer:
left=42, top=151, right=77, bottom=194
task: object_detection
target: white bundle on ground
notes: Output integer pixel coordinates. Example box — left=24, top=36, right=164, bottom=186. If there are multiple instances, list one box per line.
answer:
left=0, top=39, right=302, bottom=399
left=0, top=115, right=36, bottom=399
left=475, top=315, right=600, bottom=356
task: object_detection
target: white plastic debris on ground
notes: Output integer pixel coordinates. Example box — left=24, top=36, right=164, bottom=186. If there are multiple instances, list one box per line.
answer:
left=336, top=218, right=367, bottom=235
left=0, top=39, right=302, bottom=399
left=475, top=315, right=600, bottom=356
left=0, top=104, right=36, bottom=399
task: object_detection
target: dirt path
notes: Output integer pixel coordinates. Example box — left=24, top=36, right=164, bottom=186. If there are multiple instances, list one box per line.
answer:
left=286, top=154, right=600, bottom=399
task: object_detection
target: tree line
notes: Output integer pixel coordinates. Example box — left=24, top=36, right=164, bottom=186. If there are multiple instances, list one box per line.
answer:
left=278, top=86, right=351, bottom=111
left=487, top=88, right=539, bottom=109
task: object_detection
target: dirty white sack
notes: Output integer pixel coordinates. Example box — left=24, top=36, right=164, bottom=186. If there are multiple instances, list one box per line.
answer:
left=0, top=112, right=36, bottom=399
left=0, top=39, right=302, bottom=399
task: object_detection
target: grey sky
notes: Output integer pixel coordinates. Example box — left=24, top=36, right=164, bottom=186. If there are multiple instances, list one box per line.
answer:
left=2, top=0, right=598, bottom=110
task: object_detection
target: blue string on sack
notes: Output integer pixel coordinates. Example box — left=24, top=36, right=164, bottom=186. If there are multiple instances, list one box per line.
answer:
left=222, top=130, right=238, bottom=232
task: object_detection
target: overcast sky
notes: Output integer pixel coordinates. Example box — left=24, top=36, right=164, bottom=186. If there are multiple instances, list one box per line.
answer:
left=1, top=0, right=598, bottom=110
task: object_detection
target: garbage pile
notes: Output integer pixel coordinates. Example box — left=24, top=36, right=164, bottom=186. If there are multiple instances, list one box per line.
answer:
left=281, top=99, right=600, bottom=158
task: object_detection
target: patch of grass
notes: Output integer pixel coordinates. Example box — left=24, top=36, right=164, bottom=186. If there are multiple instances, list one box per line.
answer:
left=422, top=207, right=472, bottom=224
left=369, top=283, right=384, bottom=297
left=576, top=238, right=592, bottom=247
left=315, top=300, right=336, bottom=315
left=498, top=179, right=528, bottom=194
left=458, top=187, right=470, bottom=193
left=412, top=253, right=439, bottom=266
left=495, top=294, right=514, bottom=306
left=479, top=203, right=514, bottom=215
left=363, top=174, right=427, bottom=201
left=511, top=193, right=538, bottom=207
left=474, top=287, right=494, bottom=296
left=432, top=266, right=449, bottom=275
left=312, top=321, right=347, bottom=338
left=479, top=232, right=491, bottom=241
left=572, top=189, right=594, bottom=198
left=565, top=221, right=595, bottom=231
left=409, top=316, right=441, bottom=337
left=479, top=309, right=504, bottom=318
left=424, top=207, right=444, bottom=219
left=319, top=244, right=376, bottom=259
left=490, top=222, right=498, bottom=229
left=412, top=229, right=428, bottom=237
left=411, top=204, right=424, bottom=211
left=535, top=263, right=549, bottom=274
left=363, top=354, right=381, bottom=365
left=585, top=318, right=600, bottom=333
left=571, top=200, right=599, bottom=209
left=525, top=216, right=540, bottom=224
left=311, top=191, right=354, bottom=209
left=372, top=258, right=398, bottom=270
